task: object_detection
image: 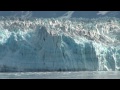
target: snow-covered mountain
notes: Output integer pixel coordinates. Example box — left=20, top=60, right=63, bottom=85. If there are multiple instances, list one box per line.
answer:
left=0, top=16, right=120, bottom=72
left=0, top=11, right=120, bottom=18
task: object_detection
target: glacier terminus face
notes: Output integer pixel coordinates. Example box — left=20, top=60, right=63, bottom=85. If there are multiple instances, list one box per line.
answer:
left=0, top=17, right=120, bottom=72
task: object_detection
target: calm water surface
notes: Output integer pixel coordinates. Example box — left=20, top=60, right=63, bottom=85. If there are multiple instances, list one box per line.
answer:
left=0, top=71, right=120, bottom=79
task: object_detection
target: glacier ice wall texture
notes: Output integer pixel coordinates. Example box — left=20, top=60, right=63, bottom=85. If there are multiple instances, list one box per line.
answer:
left=0, top=17, right=120, bottom=71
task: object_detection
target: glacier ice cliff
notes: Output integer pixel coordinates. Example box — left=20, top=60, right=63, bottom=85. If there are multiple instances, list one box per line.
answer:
left=0, top=17, right=120, bottom=71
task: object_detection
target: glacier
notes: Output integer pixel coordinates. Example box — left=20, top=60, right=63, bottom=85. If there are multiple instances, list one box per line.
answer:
left=0, top=17, right=120, bottom=72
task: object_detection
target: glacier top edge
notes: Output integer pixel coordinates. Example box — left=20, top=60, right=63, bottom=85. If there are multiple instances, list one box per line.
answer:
left=0, top=16, right=120, bottom=46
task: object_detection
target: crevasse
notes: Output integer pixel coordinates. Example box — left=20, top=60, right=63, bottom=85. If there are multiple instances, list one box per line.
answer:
left=0, top=17, right=120, bottom=71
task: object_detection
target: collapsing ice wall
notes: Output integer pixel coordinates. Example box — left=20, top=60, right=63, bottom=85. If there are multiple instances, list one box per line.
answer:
left=0, top=17, right=120, bottom=71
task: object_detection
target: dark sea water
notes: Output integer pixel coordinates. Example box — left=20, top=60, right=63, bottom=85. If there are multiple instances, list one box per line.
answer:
left=0, top=71, right=120, bottom=79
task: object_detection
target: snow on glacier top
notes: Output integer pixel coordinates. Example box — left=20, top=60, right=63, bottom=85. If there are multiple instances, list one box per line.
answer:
left=0, top=17, right=120, bottom=46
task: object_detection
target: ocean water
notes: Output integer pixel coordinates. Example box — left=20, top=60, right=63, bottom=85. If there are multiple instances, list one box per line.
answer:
left=0, top=71, right=120, bottom=79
